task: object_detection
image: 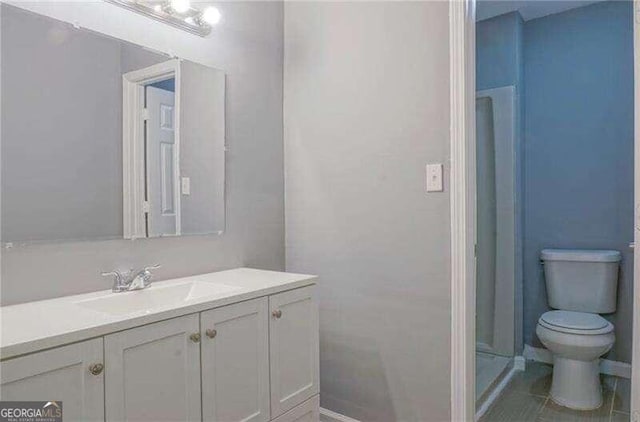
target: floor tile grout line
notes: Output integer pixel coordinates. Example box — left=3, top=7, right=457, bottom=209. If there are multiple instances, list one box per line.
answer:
left=612, top=410, right=631, bottom=416
left=538, top=394, right=550, bottom=415
left=608, top=376, right=618, bottom=421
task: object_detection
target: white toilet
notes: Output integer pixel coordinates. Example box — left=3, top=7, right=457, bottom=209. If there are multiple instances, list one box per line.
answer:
left=535, top=249, right=620, bottom=410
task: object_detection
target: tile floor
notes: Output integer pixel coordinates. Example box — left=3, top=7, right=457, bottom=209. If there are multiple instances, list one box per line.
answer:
left=477, top=352, right=511, bottom=401
left=479, top=361, right=632, bottom=422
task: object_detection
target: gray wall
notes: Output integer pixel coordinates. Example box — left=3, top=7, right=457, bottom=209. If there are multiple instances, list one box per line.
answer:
left=120, top=42, right=166, bottom=74
left=1, top=1, right=284, bottom=305
left=284, top=2, right=451, bottom=420
left=523, top=1, right=634, bottom=363
left=1, top=5, right=124, bottom=241
left=180, top=61, right=225, bottom=235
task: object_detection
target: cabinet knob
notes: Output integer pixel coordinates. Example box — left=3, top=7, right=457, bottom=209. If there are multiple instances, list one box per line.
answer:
left=205, top=329, right=217, bottom=339
left=88, top=363, right=104, bottom=376
left=189, top=333, right=201, bottom=343
left=272, top=309, right=282, bottom=319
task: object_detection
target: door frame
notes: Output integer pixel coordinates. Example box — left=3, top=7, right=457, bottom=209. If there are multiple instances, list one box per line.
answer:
left=450, top=0, right=476, bottom=420
left=122, top=59, right=182, bottom=239
left=632, top=1, right=640, bottom=417
left=450, top=0, right=640, bottom=420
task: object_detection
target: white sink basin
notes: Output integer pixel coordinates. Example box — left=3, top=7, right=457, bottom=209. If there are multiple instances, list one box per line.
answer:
left=75, top=280, right=241, bottom=317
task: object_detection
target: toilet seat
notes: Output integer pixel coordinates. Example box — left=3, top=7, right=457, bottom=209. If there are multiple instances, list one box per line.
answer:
left=538, top=310, right=614, bottom=335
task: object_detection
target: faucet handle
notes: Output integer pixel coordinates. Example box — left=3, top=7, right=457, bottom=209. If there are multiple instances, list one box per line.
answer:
left=101, top=270, right=129, bottom=292
left=101, top=270, right=124, bottom=281
left=144, top=264, right=161, bottom=271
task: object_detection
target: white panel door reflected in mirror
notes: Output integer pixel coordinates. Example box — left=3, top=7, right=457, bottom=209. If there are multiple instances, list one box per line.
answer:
left=147, top=81, right=178, bottom=237
left=0, top=3, right=226, bottom=243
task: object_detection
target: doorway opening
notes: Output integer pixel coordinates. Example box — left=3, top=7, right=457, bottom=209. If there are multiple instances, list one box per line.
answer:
left=122, top=59, right=181, bottom=239
left=450, top=1, right=639, bottom=420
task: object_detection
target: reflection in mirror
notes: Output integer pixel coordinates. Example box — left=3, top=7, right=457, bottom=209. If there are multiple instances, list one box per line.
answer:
left=146, top=76, right=178, bottom=237
left=1, top=4, right=226, bottom=243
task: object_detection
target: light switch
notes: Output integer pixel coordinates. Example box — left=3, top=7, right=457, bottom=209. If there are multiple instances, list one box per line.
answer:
left=181, top=177, right=191, bottom=195
left=426, top=164, right=443, bottom=192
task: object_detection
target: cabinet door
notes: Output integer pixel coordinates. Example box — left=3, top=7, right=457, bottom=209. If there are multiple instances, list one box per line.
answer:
left=271, top=396, right=319, bottom=422
left=0, top=338, right=104, bottom=422
left=269, top=286, right=319, bottom=417
left=105, top=314, right=201, bottom=422
left=201, top=297, right=270, bottom=422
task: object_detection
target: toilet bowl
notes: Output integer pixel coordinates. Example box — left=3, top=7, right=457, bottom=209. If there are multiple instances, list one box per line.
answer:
left=536, top=249, right=620, bottom=410
left=536, top=310, right=615, bottom=410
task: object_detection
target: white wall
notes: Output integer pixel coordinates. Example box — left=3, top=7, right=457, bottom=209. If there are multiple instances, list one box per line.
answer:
left=1, top=1, right=284, bottom=305
left=284, top=2, right=451, bottom=420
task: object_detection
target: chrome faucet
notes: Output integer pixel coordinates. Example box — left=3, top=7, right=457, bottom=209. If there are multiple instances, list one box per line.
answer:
left=101, top=265, right=161, bottom=293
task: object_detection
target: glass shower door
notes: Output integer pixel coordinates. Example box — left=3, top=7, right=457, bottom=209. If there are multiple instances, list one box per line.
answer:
left=476, top=96, right=498, bottom=353
left=475, top=86, right=517, bottom=403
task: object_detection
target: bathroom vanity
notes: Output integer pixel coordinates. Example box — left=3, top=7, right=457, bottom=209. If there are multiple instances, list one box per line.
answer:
left=0, top=5, right=318, bottom=421
left=0, top=268, right=319, bottom=422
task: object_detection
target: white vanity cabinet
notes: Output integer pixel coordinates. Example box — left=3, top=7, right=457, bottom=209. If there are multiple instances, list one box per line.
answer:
left=104, top=314, right=202, bottom=422
left=269, top=286, right=319, bottom=418
left=272, top=396, right=320, bottom=422
left=200, top=297, right=270, bottom=422
left=0, top=338, right=105, bottom=421
left=0, top=270, right=319, bottom=422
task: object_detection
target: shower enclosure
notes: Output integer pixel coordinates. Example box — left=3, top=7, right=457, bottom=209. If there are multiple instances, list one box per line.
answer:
left=475, top=86, right=517, bottom=404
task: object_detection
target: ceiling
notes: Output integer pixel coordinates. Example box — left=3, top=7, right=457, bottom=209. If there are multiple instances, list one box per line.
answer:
left=476, top=0, right=605, bottom=22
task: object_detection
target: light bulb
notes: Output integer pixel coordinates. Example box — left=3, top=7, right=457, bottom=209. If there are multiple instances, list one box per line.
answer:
left=202, top=6, right=221, bottom=25
left=170, top=0, right=190, bottom=13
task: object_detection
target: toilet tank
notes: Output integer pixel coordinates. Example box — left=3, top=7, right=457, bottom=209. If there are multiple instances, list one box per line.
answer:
left=541, top=249, right=621, bottom=313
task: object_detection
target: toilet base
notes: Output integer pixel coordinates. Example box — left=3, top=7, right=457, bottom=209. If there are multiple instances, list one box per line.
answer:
left=550, top=356, right=602, bottom=410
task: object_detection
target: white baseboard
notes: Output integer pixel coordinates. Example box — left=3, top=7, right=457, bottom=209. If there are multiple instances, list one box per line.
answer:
left=523, top=344, right=632, bottom=379
left=600, top=358, right=633, bottom=379
left=523, top=344, right=553, bottom=364
left=514, top=355, right=526, bottom=371
left=475, top=365, right=518, bottom=421
left=320, top=408, right=360, bottom=422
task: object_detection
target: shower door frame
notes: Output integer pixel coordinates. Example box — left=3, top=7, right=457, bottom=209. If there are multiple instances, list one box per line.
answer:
left=475, top=86, right=516, bottom=358
left=632, top=1, right=640, bottom=417
left=450, top=1, right=640, bottom=420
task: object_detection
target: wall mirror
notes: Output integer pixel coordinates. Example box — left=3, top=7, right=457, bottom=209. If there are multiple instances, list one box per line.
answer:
left=1, top=3, right=226, bottom=243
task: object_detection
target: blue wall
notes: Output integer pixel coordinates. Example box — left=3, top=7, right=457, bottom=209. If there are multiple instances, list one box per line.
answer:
left=476, top=11, right=525, bottom=354
left=477, top=11, right=523, bottom=91
left=523, top=1, right=634, bottom=362
left=148, top=77, right=175, bottom=92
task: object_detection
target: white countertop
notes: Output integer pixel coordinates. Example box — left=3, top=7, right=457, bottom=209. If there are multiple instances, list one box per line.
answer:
left=0, top=268, right=316, bottom=360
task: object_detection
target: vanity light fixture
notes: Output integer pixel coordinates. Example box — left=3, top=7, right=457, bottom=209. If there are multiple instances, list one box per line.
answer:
left=201, top=6, right=221, bottom=25
left=169, top=0, right=190, bottom=14
left=104, top=0, right=221, bottom=37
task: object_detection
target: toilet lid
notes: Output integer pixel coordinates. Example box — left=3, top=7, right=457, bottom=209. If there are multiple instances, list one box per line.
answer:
left=539, top=311, right=614, bottom=335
